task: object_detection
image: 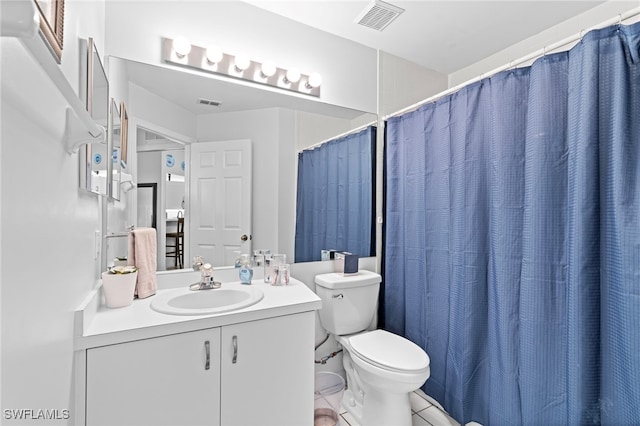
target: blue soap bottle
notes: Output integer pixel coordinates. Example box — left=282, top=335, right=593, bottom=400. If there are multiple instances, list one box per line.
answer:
left=239, top=254, right=253, bottom=284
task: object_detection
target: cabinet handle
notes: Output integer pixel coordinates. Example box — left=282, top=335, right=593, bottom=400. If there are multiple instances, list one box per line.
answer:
left=232, top=335, right=238, bottom=364
left=204, top=340, right=210, bottom=370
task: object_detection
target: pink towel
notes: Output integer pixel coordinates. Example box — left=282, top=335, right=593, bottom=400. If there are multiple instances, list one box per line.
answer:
left=127, top=228, right=157, bottom=299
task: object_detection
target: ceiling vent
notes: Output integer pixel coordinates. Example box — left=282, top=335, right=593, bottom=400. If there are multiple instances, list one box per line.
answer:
left=197, top=98, right=221, bottom=107
left=355, top=0, right=405, bottom=32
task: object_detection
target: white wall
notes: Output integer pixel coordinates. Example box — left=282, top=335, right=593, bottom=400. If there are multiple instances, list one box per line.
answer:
left=449, top=1, right=640, bottom=86
left=1, top=0, right=106, bottom=422
left=128, top=84, right=197, bottom=142
left=104, top=1, right=377, bottom=114
left=138, top=152, right=163, bottom=187
left=379, top=51, right=448, bottom=117
left=164, top=150, right=185, bottom=210
left=295, top=111, right=378, bottom=151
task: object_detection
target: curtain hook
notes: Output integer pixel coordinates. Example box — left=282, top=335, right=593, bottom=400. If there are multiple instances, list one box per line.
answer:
left=580, top=29, right=585, bottom=41
left=618, top=13, right=622, bottom=26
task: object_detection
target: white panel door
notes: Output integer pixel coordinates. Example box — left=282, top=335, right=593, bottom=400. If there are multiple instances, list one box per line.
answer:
left=190, top=139, right=252, bottom=266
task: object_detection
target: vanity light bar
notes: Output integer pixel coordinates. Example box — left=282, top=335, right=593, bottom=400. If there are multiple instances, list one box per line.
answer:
left=161, top=37, right=321, bottom=97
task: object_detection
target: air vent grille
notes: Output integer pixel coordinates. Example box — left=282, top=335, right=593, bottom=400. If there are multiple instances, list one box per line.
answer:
left=197, top=98, right=221, bottom=107
left=355, top=0, right=404, bottom=31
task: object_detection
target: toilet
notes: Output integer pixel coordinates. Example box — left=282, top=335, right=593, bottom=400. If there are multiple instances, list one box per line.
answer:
left=315, top=270, right=430, bottom=426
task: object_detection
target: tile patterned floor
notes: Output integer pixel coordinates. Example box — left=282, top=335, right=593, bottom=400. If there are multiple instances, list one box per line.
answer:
left=337, top=389, right=462, bottom=426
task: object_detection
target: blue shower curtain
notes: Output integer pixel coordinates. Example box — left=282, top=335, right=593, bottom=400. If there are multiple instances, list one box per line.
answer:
left=384, top=23, right=640, bottom=425
left=295, top=126, right=375, bottom=262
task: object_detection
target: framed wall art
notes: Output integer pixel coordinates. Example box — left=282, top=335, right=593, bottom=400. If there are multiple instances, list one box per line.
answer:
left=34, top=0, right=65, bottom=62
left=120, top=101, right=129, bottom=167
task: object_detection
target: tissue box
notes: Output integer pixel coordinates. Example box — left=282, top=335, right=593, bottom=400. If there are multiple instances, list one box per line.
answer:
left=334, top=252, right=359, bottom=275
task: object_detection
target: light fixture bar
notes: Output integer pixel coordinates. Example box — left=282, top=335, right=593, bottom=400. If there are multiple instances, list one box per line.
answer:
left=161, top=37, right=321, bottom=97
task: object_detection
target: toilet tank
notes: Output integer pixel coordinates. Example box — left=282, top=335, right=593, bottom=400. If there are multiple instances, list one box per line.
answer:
left=315, top=270, right=382, bottom=335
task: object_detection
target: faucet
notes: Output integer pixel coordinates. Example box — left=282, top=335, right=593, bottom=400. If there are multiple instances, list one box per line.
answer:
left=189, top=263, right=222, bottom=291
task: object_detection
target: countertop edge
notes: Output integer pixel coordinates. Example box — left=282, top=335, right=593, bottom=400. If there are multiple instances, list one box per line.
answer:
left=74, top=279, right=322, bottom=351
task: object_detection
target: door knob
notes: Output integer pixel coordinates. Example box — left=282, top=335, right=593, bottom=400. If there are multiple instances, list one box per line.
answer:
left=240, top=234, right=249, bottom=242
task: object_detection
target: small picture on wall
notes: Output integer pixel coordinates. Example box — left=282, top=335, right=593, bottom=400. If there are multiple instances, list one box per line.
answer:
left=34, top=0, right=65, bottom=62
left=120, top=102, right=129, bottom=167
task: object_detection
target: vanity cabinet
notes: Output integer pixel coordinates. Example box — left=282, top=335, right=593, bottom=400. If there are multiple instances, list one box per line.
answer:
left=221, top=312, right=315, bottom=425
left=85, top=312, right=314, bottom=426
left=86, top=328, right=221, bottom=426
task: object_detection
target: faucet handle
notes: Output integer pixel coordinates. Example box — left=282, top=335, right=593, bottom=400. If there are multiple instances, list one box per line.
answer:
left=192, top=256, right=204, bottom=271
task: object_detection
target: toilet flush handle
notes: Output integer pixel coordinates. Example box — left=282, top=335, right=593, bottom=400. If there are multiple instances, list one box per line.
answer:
left=332, top=293, right=344, bottom=299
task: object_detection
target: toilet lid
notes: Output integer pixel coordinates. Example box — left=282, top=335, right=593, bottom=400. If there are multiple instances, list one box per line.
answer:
left=348, top=330, right=430, bottom=373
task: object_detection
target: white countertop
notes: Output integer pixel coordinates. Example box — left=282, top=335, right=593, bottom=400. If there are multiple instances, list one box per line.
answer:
left=75, top=277, right=322, bottom=350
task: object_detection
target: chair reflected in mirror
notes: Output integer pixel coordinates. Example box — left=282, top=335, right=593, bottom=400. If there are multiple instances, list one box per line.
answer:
left=166, top=212, right=184, bottom=269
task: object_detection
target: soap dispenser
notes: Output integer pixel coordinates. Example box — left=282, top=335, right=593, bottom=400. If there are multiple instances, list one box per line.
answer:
left=238, top=254, right=253, bottom=284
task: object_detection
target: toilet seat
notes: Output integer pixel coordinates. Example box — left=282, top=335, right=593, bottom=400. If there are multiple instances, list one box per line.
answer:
left=346, top=330, right=430, bottom=375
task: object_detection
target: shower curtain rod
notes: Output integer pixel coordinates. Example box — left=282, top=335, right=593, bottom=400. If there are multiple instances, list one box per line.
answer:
left=383, top=7, right=640, bottom=121
left=298, top=120, right=377, bottom=153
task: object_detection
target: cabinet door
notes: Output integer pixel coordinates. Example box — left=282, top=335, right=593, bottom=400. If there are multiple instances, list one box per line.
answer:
left=220, top=312, right=315, bottom=426
left=86, top=328, right=221, bottom=426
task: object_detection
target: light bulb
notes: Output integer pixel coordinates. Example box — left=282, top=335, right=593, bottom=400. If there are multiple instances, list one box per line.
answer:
left=206, top=46, right=223, bottom=64
left=234, top=53, right=250, bottom=71
left=284, top=68, right=301, bottom=84
left=306, top=72, right=322, bottom=89
left=173, top=37, right=191, bottom=58
left=261, top=61, right=276, bottom=78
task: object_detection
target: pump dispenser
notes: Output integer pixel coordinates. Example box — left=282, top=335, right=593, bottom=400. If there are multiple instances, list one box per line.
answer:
left=239, top=254, right=253, bottom=284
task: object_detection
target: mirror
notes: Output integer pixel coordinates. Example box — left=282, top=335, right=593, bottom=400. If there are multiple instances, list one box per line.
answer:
left=117, top=58, right=376, bottom=270
left=109, top=98, right=121, bottom=200
left=79, top=38, right=109, bottom=196
left=136, top=128, right=187, bottom=271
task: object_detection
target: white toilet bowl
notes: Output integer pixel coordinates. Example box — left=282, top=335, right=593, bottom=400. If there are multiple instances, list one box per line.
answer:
left=314, top=271, right=431, bottom=425
left=338, top=330, right=430, bottom=426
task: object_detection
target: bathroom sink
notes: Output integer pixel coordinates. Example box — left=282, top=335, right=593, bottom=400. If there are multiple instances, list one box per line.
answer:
left=151, top=286, right=264, bottom=316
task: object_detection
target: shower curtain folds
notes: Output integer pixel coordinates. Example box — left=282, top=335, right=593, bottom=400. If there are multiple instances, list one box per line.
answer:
left=384, top=22, right=640, bottom=425
left=295, top=126, right=375, bottom=262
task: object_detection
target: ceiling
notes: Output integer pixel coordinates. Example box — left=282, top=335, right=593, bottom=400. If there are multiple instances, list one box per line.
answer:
left=124, top=1, right=614, bottom=117
left=242, top=0, right=609, bottom=75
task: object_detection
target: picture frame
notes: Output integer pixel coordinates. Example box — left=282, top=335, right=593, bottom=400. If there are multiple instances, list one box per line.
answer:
left=120, top=101, right=129, bottom=167
left=34, top=0, right=65, bottom=62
